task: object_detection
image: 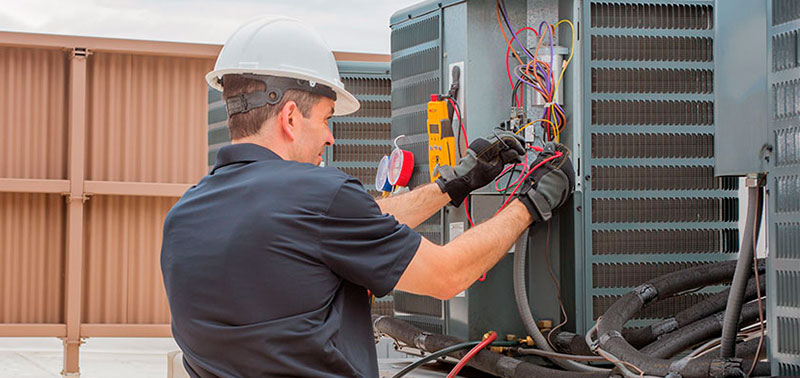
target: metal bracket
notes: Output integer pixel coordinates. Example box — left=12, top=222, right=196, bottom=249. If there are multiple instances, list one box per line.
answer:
left=61, top=193, right=92, bottom=203
left=745, top=173, right=766, bottom=188
left=70, top=47, right=92, bottom=59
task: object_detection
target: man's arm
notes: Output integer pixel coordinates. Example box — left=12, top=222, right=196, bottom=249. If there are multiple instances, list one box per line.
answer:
left=375, top=184, right=450, bottom=229
left=394, top=199, right=532, bottom=300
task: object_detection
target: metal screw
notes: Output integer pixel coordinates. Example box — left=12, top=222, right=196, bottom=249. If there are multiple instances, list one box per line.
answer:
left=585, top=175, right=591, bottom=180
left=576, top=206, right=582, bottom=212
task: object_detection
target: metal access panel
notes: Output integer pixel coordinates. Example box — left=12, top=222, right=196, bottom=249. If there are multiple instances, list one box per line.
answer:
left=578, top=0, right=740, bottom=333
left=767, top=0, right=800, bottom=374
left=714, top=0, right=769, bottom=176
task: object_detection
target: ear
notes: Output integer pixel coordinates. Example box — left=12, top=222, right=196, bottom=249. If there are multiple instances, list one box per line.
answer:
left=278, top=100, right=299, bottom=142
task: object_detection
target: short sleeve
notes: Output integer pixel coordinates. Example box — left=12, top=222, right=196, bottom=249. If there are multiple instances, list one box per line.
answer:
left=319, top=178, right=421, bottom=297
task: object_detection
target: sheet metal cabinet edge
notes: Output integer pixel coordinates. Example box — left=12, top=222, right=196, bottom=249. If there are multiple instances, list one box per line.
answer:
left=767, top=1, right=800, bottom=375
left=579, top=0, right=739, bottom=333
left=713, top=0, right=769, bottom=176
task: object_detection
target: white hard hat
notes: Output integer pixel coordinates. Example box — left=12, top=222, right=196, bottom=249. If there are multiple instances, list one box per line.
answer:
left=206, top=16, right=360, bottom=116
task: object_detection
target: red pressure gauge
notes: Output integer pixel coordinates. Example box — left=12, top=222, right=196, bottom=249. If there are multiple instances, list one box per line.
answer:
left=387, top=147, right=414, bottom=187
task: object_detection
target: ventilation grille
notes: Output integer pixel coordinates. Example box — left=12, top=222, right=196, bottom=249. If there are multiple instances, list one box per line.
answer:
left=592, top=198, right=738, bottom=223
left=778, top=317, right=800, bottom=354
left=590, top=3, right=713, bottom=29
left=773, top=31, right=800, bottom=72
left=392, top=77, right=439, bottom=110
left=391, top=47, right=440, bottom=81
left=591, top=36, right=712, bottom=62
left=392, top=110, right=428, bottom=137
left=779, top=362, right=800, bottom=376
left=592, top=229, right=739, bottom=255
left=591, top=133, right=714, bottom=158
left=777, top=223, right=800, bottom=259
left=592, top=100, right=714, bottom=125
left=777, top=270, right=800, bottom=308
left=341, top=77, right=391, bottom=96
left=331, top=145, right=392, bottom=163
left=391, top=15, right=439, bottom=52
left=348, top=100, right=391, bottom=119
left=593, top=262, right=714, bottom=288
left=776, top=126, right=800, bottom=166
left=208, top=127, right=229, bottom=146
left=774, top=0, right=800, bottom=26
left=396, top=315, right=444, bottom=335
left=593, top=293, right=714, bottom=320
left=776, top=175, right=800, bottom=213
left=394, top=291, right=443, bottom=317
left=592, top=68, right=713, bottom=94
left=332, top=122, right=390, bottom=140
left=773, top=80, right=800, bottom=119
left=592, top=166, right=737, bottom=191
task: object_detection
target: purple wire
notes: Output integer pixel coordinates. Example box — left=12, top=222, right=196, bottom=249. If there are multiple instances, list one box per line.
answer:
left=500, top=0, right=535, bottom=61
left=537, top=21, right=555, bottom=96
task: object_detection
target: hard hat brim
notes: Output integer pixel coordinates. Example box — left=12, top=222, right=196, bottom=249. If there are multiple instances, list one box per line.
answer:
left=206, top=69, right=360, bottom=116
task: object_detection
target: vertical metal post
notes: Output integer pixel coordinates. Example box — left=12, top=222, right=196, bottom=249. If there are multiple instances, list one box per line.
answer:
left=62, top=47, right=89, bottom=377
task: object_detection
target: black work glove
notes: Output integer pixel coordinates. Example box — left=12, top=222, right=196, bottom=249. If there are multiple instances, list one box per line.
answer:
left=436, top=130, right=525, bottom=206
left=517, top=143, right=575, bottom=223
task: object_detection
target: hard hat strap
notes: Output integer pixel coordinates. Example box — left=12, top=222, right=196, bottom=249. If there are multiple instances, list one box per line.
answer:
left=225, top=74, right=337, bottom=117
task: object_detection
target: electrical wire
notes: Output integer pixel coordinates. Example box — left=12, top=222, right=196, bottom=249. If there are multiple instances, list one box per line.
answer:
left=544, top=222, right=570, bottom=350
left=515, top=347, right=607, bottom=362
left=447, top=331, right=497, bottom=378
left=496, top=148, right=562, bottom=214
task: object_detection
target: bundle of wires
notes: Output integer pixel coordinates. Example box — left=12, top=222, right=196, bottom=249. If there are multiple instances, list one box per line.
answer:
left=496, top=0, right=575, bottom=143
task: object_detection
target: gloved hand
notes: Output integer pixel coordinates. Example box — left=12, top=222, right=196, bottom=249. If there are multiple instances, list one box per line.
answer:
left=436, top=130, right=525, bottom=206
left=517, top=143, right=575, bottom=223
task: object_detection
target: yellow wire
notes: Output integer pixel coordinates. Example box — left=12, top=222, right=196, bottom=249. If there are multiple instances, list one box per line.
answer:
left=515, top=119, right=556, bottom=135
left=552, top=19, right=575, bottom=113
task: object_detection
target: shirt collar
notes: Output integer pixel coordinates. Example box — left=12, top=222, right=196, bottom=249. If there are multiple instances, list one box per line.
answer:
left=210, top=143, right=283, bottom=174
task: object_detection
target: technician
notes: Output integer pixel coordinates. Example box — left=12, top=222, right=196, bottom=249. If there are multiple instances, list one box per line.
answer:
left=161, top=16, right=575, bottom=378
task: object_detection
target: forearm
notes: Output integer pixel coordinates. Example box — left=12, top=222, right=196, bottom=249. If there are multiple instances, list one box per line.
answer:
left=441, top=200, right=533, bottom=297
left=376, top=183, right=451, bottom=228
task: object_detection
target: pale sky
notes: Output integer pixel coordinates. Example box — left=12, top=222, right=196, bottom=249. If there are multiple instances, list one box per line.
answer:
left=0, top=0, right=422, bottom=53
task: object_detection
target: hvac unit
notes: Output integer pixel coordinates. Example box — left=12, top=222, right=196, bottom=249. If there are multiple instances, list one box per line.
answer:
left=389, top=0, right=741, bottom=344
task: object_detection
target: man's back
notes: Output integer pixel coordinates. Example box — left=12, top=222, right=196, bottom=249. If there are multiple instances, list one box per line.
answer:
left=161, top=144, right=420, bottom=377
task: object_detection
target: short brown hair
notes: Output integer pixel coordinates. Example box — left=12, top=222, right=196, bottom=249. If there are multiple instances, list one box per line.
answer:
left=221, top=74, right=324, bottom=140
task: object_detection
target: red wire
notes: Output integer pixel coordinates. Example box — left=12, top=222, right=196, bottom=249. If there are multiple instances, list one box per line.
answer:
left=447, top=332, right=497, bottom=378
left=495, top=150, right=562, bottom=214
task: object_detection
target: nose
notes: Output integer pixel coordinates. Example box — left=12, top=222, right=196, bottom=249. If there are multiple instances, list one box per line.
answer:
left=326, top=127, right=335, bottom=146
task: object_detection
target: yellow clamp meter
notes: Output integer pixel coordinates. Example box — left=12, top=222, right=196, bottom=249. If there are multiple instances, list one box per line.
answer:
left=427, top=95, right=457, bottom=182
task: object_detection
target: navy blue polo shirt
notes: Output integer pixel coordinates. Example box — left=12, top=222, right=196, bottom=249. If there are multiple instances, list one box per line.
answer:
left=161, top=143, right=421, bottom=377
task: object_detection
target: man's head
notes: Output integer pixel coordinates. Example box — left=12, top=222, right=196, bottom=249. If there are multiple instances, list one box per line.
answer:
left=222, top=74, right=335, bottom=165
left=206, top=15, right=361, bottom=165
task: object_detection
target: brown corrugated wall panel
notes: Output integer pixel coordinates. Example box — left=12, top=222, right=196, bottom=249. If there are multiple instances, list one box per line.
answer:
left=0, top=46, right=68, bottom=179
left=86, top=52, right=213, bottom=183
left=0, top=193, right=65, bottom=323
left=83, top=195, right=176, bottom=323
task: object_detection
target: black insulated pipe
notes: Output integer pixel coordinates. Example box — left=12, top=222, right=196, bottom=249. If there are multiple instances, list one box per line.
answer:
left=720, top=185, right=763, bottom=359
left=639, top=301, right=762, bottom=359
left=623, top=275, right=765, bottom=349
left=595, top=259, right=765, bottom=378
left=372, top=315, right=610, bottom=378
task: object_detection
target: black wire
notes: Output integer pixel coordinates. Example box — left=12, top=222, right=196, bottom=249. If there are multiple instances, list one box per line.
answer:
left=511, top=78, right=523, bottom=107
left=391, top=340, right=519, bottom=378
left=451, top=97, right=466, bottom=156
left=391, top=341, right=479, bottom=378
